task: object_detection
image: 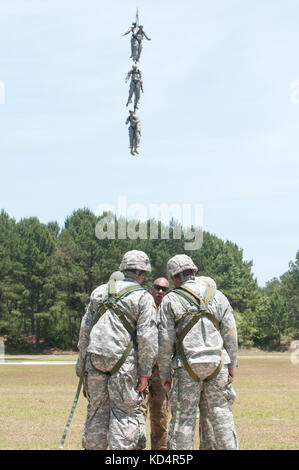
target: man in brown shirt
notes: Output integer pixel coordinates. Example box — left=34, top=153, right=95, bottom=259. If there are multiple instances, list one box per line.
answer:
left=144, top=277, right=170, bottom=450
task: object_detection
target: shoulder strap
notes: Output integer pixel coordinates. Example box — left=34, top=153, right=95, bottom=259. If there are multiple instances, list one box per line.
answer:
left=173, top=286, right=219, bottom=330
left=111, top=282, right=145, bottom=301
left=203, top=286, right=216, bottom=305
left=89, top=281, right=146, bottom=376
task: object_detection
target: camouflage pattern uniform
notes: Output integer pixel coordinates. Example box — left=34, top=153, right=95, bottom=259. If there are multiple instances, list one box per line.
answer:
left=196, top=276, right=217, bottom=449
left=126, top=66, right=143, bottom=110
left=126, top=112, right=141, bottom=152
left=122, top=24, right=137, bottom=58
left=133, top=26, right=151, bottom=63
left=158, top=255, right=238, bottom=450
left=76, top=251, right=158, bottom=450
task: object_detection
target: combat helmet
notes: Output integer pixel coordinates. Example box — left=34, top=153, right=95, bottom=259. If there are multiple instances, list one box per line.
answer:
left=167, top=254, right=198, bottom=278
left=119, top=250, right=151, bottom=273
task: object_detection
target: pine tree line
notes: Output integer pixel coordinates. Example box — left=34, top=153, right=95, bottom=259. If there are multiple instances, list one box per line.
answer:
left=0, top=208, right=298, bottom=351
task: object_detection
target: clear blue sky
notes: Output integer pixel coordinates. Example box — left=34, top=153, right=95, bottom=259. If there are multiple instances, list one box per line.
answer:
left=0, top=0, right=298, bottom=286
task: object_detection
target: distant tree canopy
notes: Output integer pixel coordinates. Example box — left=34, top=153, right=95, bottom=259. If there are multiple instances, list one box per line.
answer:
left=0, top=208, right=297, bottom=351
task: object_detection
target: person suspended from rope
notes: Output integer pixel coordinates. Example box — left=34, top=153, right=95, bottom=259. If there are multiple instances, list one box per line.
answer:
left=133, top=25, right=151, bottom=63
left=122, top=23, right=151, bottom=63
left=126, top=64, right=143, bottom=111
left=126, top=110, right=141, bottom=156
left=122, top=22, right=138, bottom=59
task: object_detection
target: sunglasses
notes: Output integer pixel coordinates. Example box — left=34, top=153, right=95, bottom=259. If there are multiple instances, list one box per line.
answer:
left=153, top=284, right=168, bottom=292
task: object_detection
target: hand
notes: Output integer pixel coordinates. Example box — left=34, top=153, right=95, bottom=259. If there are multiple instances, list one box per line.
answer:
left=136, top=376, right=148, bottom=392
left=82, top=384, right=87, bottom=398
left=161, top=378, right=172, bottom=392
left=228, top=367, right=235, bottom=379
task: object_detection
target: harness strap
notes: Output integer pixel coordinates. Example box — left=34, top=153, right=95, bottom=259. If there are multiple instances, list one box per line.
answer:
left=205, top=352, right=224, bottom=382
left=203, top=286, right=216, bottom=305
left=174, top=287, right=219, bottom=331
left=106, top=302, right=136, bottom=339
left=89, top=281, right=145, bottom=375
left=89, top=339, right=134, bottom=376
left=111, top=282, right=144, bottom=300
left=59, top=281, right=144, bottom=449
left=173, top=285, right=223, bottom=383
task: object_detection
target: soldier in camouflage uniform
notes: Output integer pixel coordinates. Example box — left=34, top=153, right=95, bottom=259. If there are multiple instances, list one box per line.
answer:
left=126, top=65, right=143, bottom=111
left=133, top=25, right=151, bottom=63
left=158, top=255, right=238, bottom=450
left=122, top=24, right=151, bottom=63
left=145, top=278, right=170, bottom=450
left=196, top=275, right=218, bottom=449
left=122, top=23, right=137, bottom=59
left=125, top=110, right=141, bottom=156
left=76, top=250, right=158, bottom=450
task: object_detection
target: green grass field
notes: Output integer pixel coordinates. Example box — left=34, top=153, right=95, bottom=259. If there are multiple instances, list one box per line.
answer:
left=1, top=353, right=298, bottom=450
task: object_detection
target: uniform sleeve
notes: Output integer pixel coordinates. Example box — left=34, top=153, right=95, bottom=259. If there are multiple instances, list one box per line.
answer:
left=123, top=27, right=132, bottom=36
left=135, top=116, right=141, bottom=132
left=125, top=70, right=132, bottom=82
left=218, top=295, right=238, bottom=367
left=136, top=292, right=158, bottom=377
left=75, top=287, right=106, bottom=377
left=157, top=296, right=177, bottom=379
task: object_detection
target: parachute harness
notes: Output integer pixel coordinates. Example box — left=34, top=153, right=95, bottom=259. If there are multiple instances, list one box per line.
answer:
left=172, top=286, right=224, bottom=383
left=59, top=279, right=144, bottom=449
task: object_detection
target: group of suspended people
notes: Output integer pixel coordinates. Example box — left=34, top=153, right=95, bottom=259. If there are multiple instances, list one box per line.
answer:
left=122, top=21, right=151, bottom=156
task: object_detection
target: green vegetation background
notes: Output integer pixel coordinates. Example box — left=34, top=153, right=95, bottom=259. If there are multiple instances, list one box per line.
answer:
left=0, top=208, right=298, bottom=352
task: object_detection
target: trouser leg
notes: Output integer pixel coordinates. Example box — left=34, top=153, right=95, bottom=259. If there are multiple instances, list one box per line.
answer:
left=168, top=363, right=219, bottom=450
left=127, top=82, right=134, bottom=104
left=148, top=365, right=169, bottom=450
left=201, top=366, right=238, bottom=450
left=129, top=127, right=134, bottom=148
left=132, top=39, right=138, bottom=60
left=136, top=42, right=143, bottom=62
left=135, top=130, right=140, bottom=148
left=82, top=355, right=110, bottom=450
left=167, top=367, right=200, bottom=449
left=132, top=129, right=137, bottom=150
left=134, top=83, right=141, bottom=108
left=139, top=389, right=149, bottom=418
left=130, top=127, right=139, bottom=150
left=108, top=358, right=146, bottom=450
left=199, top=391, right=217, bottom=449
